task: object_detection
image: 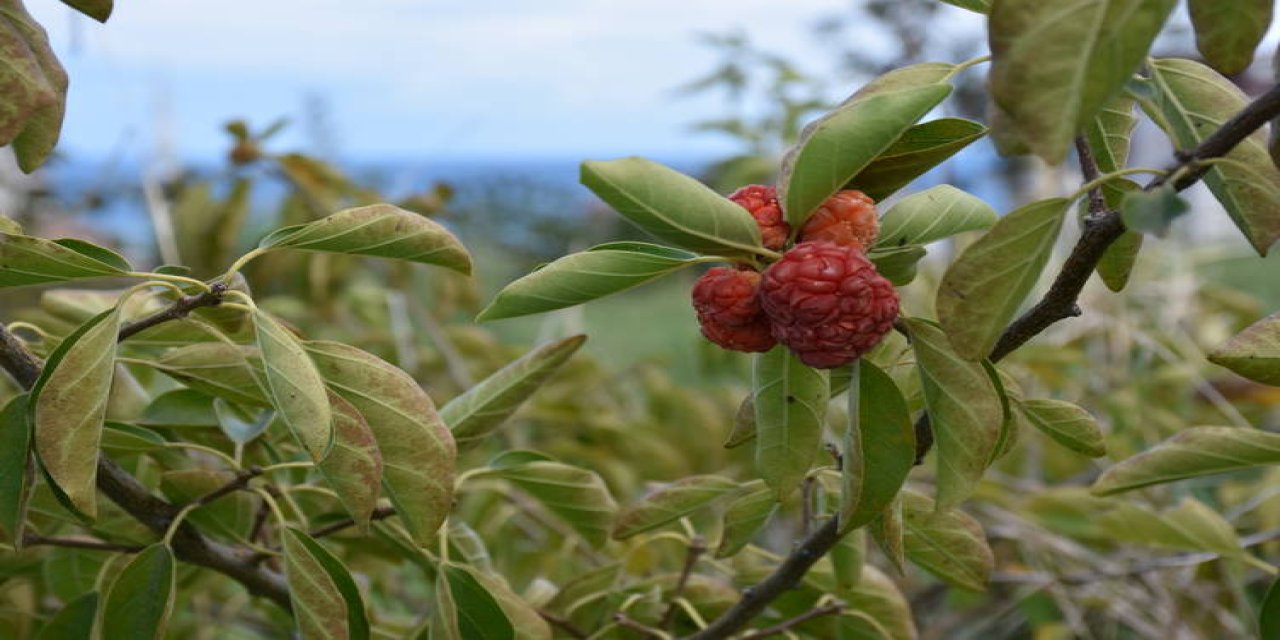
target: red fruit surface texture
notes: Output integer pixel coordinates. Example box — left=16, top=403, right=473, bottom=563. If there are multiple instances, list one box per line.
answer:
left=759, top=241, right=899, bottom=369
left=729, top=184, right=791, bottom=251
left=798, top=190, right=879, bottom=250
left=691, top=267, right=777, bottom=353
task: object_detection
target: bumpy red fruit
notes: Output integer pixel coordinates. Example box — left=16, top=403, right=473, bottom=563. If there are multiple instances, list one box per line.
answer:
left=728, top=185, right=790, bottom=251
left=798, top=190, right=878, bottom=250
left=759, top=241, right=899, bottom=369
left=691, top=267, right=777, bottom=353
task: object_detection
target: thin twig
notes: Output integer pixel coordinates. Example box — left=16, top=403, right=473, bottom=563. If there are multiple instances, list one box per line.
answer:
left=738, top=603, right=844, bottom=640
left=189, top=466, right=263, bottom=509
left=22, top=533, right=145, bottom=554
left=118, top=283, right=227, bottom=341
left=538, top=609, right=589, bottom=639
left=685, top=518, right=840, bottom=640
left=308, top=506, right=398, bottom=539
left=614, top=613, right=670, bottom=639
left=661, top=537, right=707, bottom=630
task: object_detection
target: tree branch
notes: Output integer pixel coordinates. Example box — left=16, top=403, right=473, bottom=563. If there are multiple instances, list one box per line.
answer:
left=118, top=284, right=227, bottom=341
left=737, top=603, right=843, bottom=640
left=0, top=289, right=292, bottom=612
left=22, top=532, right=145, bottom=553
left=684, top=519, right=840, bottom=639
left=691, top=81, right=1280, bottom=640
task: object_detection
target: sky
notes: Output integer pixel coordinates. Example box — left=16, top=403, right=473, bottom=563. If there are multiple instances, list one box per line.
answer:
left=27, top=0, right=903, bottom=163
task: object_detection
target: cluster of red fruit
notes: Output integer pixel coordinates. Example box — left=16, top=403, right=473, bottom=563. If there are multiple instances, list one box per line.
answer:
left=691, top=185, right=900, bottom=369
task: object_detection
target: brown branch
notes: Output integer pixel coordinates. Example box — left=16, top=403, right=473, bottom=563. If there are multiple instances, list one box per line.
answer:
left=308, top=505, right=398, bottom=539
left=690, top=80, right=1280, bottom=640
left=684, top=518, right=841, bottom=640
left=660, top=536, right=707, bottom=630
left=990, top=82, right=1280, bottom=362
left=737, top=603, right=844, bottom=640
left=189, top=466, right=263, bottom=508
left=0, top=290, right=292, bottom=612
left=0, top=326, right=41, bottom=389
left=22, top=532, right=145, bottom=553
left=538, top=609, right=589, bottom=639
left=118, top=283, right=227, bottom=341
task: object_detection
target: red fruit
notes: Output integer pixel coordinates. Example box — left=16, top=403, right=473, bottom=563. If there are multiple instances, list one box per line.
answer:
left=729, top=185, right=790, bottom=251
left=691, top=267, right=776, bottom=353
left=798, top=190, right=878, bottom=250
left=759, top=241, right=899, bottom=369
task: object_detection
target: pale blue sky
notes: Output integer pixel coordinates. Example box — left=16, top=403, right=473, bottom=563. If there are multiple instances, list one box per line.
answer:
left=29, top=0, right=926, bottom=162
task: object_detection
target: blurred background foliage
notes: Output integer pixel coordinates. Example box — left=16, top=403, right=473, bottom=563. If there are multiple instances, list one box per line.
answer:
left=2, top=1, right=1280, bottom=638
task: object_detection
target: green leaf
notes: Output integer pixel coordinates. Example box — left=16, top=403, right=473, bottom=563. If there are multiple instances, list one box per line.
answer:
left=306, top=341, right=455, bottom=545
left=869, top=495, right=905, bottom=576
left=149, top=344, right=270, bottom=407
left=876, top=185, right=998, bottom=248
left=58, top=0, right=112, bottom=22
left=867, top=246, right=927, bottom=287
left=259, top=203, right=472, bottom=275
left=846, top=118, right=987, bottom=201
left=901, top=490, right=993, bottom=591
left=443, top=335, right=587, bottom=447
left=939, top=0, right=989, bottom=12
left=988, top=0, right=1176, bottom=163
left=840, top=361, right=914, bottom=533
left=477, top=244, right=708, bottom=321
left=839, top=566, right=917, bottom=640
left=465, top=569, right=553, bottom=640
left=1261, top=575, right=1280, bottom=640
left=100, top=422, right=166, bottom=455
left=0, top=234, right=131, bottom=289
left=283, top=528, right=370, bottom=640
left=484, top=460, right=617, bottom=548
left=254, top=309, right=332, bottom=461
left=0, top=2, right=67, bottom=172
left=612, top=475, right=740, bottom=540
left=906, top=318, right=1003, bottom=511
left=936, top=198, right=1069, bottom=359
left=781, top=77, right=952, bottom=227
left=101, top=544, right=176, bottom=640
left=436, top=563, right=515, bottom=640
left=724, top=395, right=756, bottom=449
left=579, top=158, right=763, bottom=256
left=213, top=398, right=273, bottom=443
left=31, top=308, right=123, bottom=519
left=1092, top=426, right=1280, bottom=495
left=1147, top=58, right=1280, bottom=255
left=1019, top=398, right=1106, bottom=457
left=1092, top=179, right=1144, bottom=292
left=1189, top=0, right=1272, bottom=75
left=317, top=392, right=383, bottom=531
left=1120, top=186, right=1189, bottom=236
left=1208, top=310, right=1280, bottom=385
left=715, top=481, right=776, bottom=558
left=831, top=528, right=866, bottom=594
left=0, top=395, right=33, bottom=546
left=1097, top=497, right=1241, bottom=557
left=753, top=347, right=829, bottom=499
left=1086, top=95, right=1138, bottom=173
left=37, top=590, right=98, bottom=640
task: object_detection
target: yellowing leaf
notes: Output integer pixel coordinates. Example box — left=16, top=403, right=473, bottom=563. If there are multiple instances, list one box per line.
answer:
left=260, top=203, right=471, bottom=275
left=612, top=475, right=739, bottom=540
left=317, top=392, right=382, bottom=531
left=936, top=198, right=1069, bottom=360
left=1093, top=426, right=1280, bottom=495
left=254, top=310, right=332, bottom=461
left=306, top=341, right=455, bottom=545
left=1208, top=310, right=1280, bottom=385
left=31, top=308, right=123, bottom=519
left=989, top=0, right=1176, bottom=163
